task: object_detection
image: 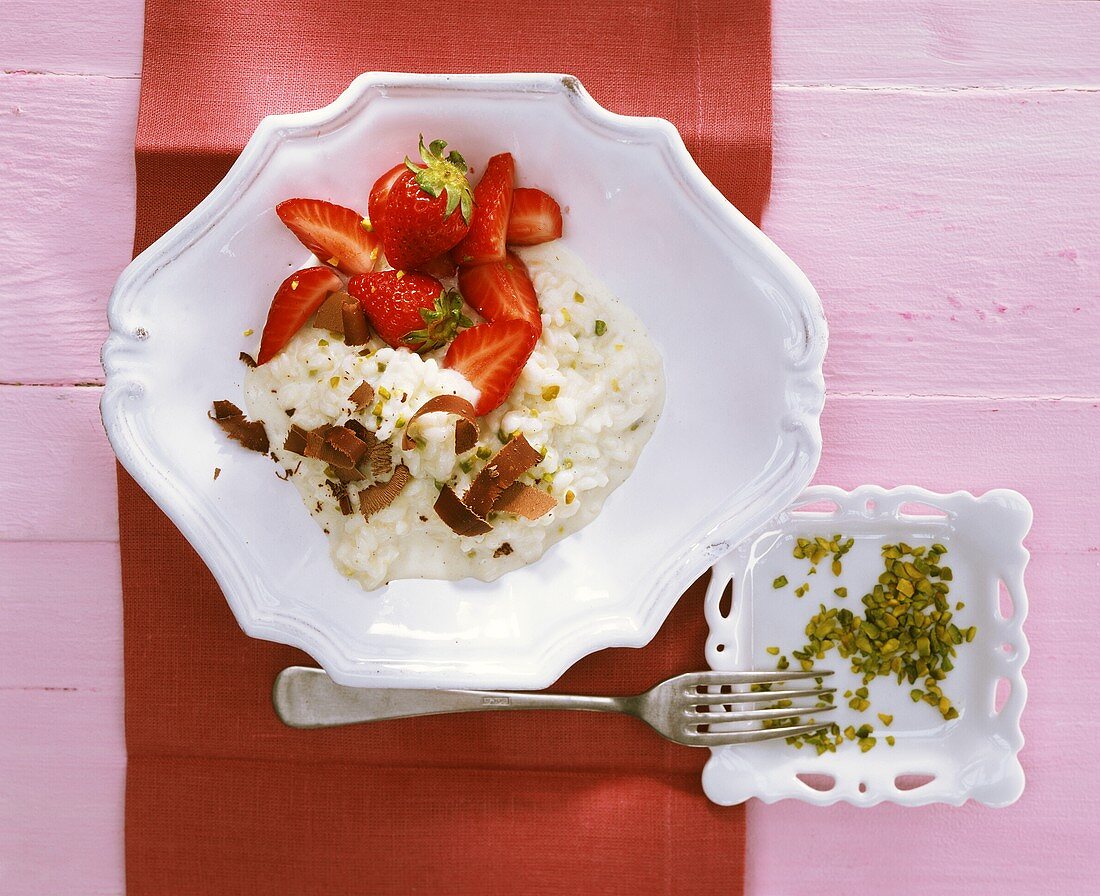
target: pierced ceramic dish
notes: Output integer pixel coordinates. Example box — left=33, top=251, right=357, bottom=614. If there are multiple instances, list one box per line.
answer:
left=702, top=485, right=1030, bottom=807
left=101, top=72, right=827, bottom=689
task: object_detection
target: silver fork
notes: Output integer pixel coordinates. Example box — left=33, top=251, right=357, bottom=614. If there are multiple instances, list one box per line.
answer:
left=273, top=667, right=835, bottom=747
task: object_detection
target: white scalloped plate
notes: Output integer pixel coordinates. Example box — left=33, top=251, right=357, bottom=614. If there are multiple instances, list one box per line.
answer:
left=702, top=485, right=1030, bottom=807
left=101, top=73, right=826, bottom=689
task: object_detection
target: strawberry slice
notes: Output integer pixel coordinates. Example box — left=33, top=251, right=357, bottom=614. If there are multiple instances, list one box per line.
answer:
left=258, top=266, right=343, bottom=364
left=444, top=319, right=538, bottom=415
left=453, top=152, right=514, bottom=265
left=367, top=162, right=408, bottom=234
left=276, top=198, right=381, bottom=275
left=457, top=251, right=542, bottom=337
left=506, top=188, right=563, bottom=246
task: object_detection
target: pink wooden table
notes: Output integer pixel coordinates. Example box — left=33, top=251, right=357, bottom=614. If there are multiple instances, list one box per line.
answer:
left=3, top=2, right=1099, bottom=892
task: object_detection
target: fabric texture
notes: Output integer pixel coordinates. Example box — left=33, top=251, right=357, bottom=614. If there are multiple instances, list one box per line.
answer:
left=120, top=2, right=772, bottom=892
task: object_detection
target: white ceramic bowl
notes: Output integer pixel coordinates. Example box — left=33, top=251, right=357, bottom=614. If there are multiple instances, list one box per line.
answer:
left=102, top=73, right=827, bottom=688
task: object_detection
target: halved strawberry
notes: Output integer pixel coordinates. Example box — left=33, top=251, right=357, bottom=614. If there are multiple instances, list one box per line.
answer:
left=258, top=266, right=343, bottom=364
left=452, top=152, right=514, bottom=265
left=457, top=251, right=542, bottom=336
left=367, top=163, right=407, bottom=234
left=506, top=188, right=563, bottom=246
left=444, top=319, right=538, bottom=415
left=276, top=198, right=381, bottom=275
left=348, top=270, right=470, bottom=352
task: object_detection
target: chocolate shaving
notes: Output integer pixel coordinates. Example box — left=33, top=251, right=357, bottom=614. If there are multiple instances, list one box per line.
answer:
left=493, top=542, right=514, bottom=558
left=209, top=400, right=269, bottom=453
left=304, top=425, right=333, bottom=459
left=492, top=482, right=558, bottom=520
left=275, top=468, right=292, bottom=481
left=326, top=479, right=354, bottom=515
left=313, top=290, right=348, bottom=334
left=369, top=440, right=393, bottom=477
left=434, top=485, right=492, bottom=536
left=239, top=352, right=257, bottom=368
left=341, top=298, right=371, bottom=346
left=402, top=395, right=480, bottom=454
left=283, top=424, right=310, bottom=456
left=343, top=418, right=372, bottom=441
left=358, top=464, right=410, bottom=520
left=213, top=467, right=221, bottom=481
left=463, top=435, right=542, bottom=519
left=320, top=425, right=369, bottom=469
left=349, top=381, right=375, bottom=412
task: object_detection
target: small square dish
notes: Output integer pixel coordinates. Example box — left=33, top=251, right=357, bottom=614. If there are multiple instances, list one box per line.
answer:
left=702, top=485, right=1030, bottom=807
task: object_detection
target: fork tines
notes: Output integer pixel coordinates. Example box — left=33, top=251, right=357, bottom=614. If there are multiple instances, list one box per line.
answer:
left=679, top=669, right=835, bottom=746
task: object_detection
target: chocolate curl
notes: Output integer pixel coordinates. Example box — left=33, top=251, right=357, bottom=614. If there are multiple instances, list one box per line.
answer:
left=303, top=425, right=334, bottom=459
left=239, top=352, right=257, bottom=368
left=348, top=381, right=375, bottom=412
left=434, top=485, right=492, bottom=536
left=342, top=297, right=371, bottom=346
left=209, top=400, right=269, bottom=453
left=492, top=482, right=557, bottom=520
left=358, top=464, right=410, bottom=520
left=320, top=425, right=369, bottom=469
left=283, top=424, right=310, bottom=456
left=313, top=290, right=347, bottom=335
left=463, top=435, right=542, bottom=519
left=401, top=395, right=479, bottom=454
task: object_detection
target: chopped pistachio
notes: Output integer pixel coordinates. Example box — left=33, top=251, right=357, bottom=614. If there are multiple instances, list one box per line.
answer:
left=766, top=646, right=780, bottom=656
left=773, top=575, right=789, bottom=589
left=594, top=319, right=607, bottom=337
left=542, top=384, right=560, bottom=401
left=573, top=291, right=585, bottom=303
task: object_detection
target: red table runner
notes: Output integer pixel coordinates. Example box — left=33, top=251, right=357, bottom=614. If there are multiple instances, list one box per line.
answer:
left=120, top=3, right=771, bottom=892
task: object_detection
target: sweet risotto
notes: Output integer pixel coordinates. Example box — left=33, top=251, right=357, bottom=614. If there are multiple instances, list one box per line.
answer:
left=213, top=137, right=664, bottom=590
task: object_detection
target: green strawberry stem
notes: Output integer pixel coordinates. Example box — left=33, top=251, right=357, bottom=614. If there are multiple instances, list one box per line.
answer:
left=404, top=135, right=475, bottom=223
left=406, top=288, right=473, bottom=352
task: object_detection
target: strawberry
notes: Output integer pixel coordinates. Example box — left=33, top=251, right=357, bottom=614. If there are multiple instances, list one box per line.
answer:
left=444, top=319, right=538, bottom=415
left=380, top=136, right=474, bottom=271
left=417, top=253, right=458, bottom=279
left=453, top=152, right=514, bottom=265
left=506, top=188, right=563, bottom=246
left=258, top=266, right=343, bottom=364
left=348, top=270, right=471, bottom=352
left=457, top=251, right=542, bottom=337
left=276, top=198, right=381, bottom=275
left=367, top=162, right=408, bottom=234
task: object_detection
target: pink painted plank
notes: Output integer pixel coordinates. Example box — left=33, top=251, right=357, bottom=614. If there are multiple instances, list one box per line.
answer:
left=0, top=542, right=125, bottom=895
left=0, top=74, right=138, bottom=385
left=775, top=0, right=1100, bottom=87
left=0, top=542, right=122, bottom=688
left=0, top=754, right=125, bottom=896
left=0, top=0, right=143, bottom=77
left=769, top=87, right=1100, bottom=398
left=748, top=551, right=1100, bottom=896
left=0, top=387, right=118, bottom=541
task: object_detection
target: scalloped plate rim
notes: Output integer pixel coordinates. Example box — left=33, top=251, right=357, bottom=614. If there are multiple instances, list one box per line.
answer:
left=101, top=72, right=828, bottom=688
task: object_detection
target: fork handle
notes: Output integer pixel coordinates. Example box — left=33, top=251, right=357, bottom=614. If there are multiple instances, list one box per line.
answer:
left=273, top=666, right=625, bottom=728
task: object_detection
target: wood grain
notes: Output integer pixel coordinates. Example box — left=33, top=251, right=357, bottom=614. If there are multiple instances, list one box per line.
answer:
left=770, top=86, right=1100, bottom=398
left=0, top=0, right=143, bottom=77
left=0, top=387, right=119, bottom=541
left=776, top=0, right=1100, bottom=87
left=0, top=74, right=138, bottom=386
